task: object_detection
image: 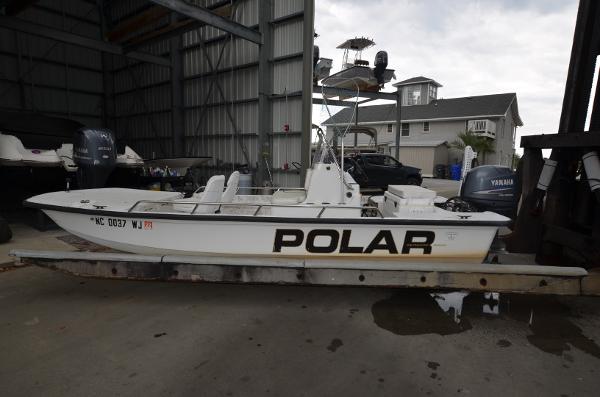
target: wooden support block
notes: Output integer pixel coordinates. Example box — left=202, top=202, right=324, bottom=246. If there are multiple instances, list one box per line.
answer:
left=14, top=250, right=587, bottom=296
left=582, top=267, right=600, bottom=296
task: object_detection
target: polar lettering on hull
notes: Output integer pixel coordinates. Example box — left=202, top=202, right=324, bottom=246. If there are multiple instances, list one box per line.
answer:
left=273, top=229, right=435, bottom=255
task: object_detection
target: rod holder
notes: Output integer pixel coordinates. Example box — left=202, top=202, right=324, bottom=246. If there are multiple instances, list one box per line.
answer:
left=582, top=151, right=600, bottom=192
left=536, top=159, right=558, bottom=191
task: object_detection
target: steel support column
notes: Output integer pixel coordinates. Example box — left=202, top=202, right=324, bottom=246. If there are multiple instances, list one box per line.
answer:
left=395, top=87, right=402, bottom=160
left=169, top=13, right=184, bottom=157
left=97, top=1, right=115, bottom=130
left=257, top=0, right=273, bottom=186
left=300, top=0, right=315, bottom=180
left=13, top=31, right=26, bottom=109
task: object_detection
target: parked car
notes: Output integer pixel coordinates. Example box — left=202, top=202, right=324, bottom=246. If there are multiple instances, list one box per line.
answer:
left=343, top=153, right=422, bottom=189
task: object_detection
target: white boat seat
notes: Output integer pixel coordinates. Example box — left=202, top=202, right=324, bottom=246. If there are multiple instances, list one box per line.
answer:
left=194, top=175, right=225, bottom=214
left=271, top=189, right=307, bottom=205
left=221, top=171, right=240, bottom=203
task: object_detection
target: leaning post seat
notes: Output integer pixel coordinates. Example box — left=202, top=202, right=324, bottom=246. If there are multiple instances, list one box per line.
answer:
left=194, top=175, right=225, bottom=213
left=221, top=171, right=240, bottom=203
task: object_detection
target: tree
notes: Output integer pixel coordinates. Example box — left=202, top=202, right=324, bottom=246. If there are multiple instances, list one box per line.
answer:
left=512, top=152, right=521, bottom=170
left=450, top=130, right=495, bottom=163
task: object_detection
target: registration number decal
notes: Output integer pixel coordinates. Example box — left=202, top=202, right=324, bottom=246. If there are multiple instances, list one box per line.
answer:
left=91, top=217, right=152, bottom=230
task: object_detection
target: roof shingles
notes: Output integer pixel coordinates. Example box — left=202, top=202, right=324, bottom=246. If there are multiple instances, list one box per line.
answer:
left=393, top=76, right=442, bottom=87
left=323, top=93, right=520, bottom=126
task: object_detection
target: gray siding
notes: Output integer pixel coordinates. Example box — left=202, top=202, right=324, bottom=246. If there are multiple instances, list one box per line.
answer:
left=327, top=120, right=464, bottom=148
left=403, top=119, right=465, bottom=144
left=491, top=108, right=517, bottom=167
left=326, top=112, right=517, bottom=169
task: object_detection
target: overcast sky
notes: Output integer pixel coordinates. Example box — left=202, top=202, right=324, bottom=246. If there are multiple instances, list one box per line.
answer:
left=313, top=0, right=588, bottom=152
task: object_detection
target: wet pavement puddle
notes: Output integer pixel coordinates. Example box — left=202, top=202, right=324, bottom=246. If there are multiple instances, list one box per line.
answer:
left=371, top=290, right=600, bottom=358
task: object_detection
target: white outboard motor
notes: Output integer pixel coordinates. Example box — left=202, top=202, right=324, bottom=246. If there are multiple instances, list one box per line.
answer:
left=73, top=128, right=116, bottom=189
left=374, top=51, right=388, bottom=86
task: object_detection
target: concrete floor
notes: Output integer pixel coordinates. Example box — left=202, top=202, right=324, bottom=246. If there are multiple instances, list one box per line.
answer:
left=421, top=178, right=461, bottom=198
left=1, top=264, right=600, bottom=396
left=0, top=223, right=75, bottom=266
left=1, top=191, right=599, bottom=396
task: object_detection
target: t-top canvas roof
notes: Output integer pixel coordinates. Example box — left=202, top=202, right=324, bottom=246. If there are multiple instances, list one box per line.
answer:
left=336, top=37, right=375, bottom=51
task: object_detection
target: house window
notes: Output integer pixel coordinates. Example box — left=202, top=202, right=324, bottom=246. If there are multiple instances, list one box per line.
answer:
left=428, top=84, right=437, bottom=100
left=423, top=121, right=430, bottom=132
left=407, top=85, right=421, bottom=105
left=387, top=123, right=393, bottom=133
left=401, top=123, right=409, bottom=137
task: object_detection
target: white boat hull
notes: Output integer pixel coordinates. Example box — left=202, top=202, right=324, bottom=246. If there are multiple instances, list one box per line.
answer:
left=323, top=66, right=396, bottom=92
left=42, top=208, right=498, bottom=264
left=26, top=161, right=508, bottom=266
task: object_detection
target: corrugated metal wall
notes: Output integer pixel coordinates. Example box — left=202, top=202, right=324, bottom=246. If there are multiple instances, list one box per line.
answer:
left=109, top=0, right=308, bottom=187
left=108, top=0, right=173, bottom=158
left=1, top=0, right=310, bottom=187
left=0, top=0, right=104, bottom=127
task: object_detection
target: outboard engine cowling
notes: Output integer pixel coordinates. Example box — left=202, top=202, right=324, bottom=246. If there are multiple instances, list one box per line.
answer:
left=73, top=128, right=116, bottom=189
left=374, top=51, right=388, bottom=86
left=460, top=165, right=517, bottom=218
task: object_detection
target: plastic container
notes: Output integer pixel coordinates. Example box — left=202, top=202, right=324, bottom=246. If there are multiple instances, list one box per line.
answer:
left=450, top=163, right=462, bottom=181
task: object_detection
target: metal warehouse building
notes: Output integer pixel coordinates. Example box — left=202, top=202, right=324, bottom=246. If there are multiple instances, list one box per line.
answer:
left=0, top=0, right=314, bottom=187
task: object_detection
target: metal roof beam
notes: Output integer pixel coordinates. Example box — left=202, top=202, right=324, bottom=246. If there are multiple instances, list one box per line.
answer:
left=0, top=16, right=171, bottom=67
left=358, top=98, right=377, bottom=105
left=2, top=0, right=38, bottom=16
left=106, top=5, right=170, bottom=42
left=313, top=85, right=397, bottom=101
left=123, top=3, right=233, bottom=51
left=148, top=0, right=262, bottom=44
left=312, top=98, right=355, bottom=107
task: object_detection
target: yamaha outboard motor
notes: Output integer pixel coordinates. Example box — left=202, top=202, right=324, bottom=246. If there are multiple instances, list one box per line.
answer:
left=374, top=51, right=388, bottom=86
left=73, top=128, right=116, bottom=189
left=460, top=165, right=517, bottom=218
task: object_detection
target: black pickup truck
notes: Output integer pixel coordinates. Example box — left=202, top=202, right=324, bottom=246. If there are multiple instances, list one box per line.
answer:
left=343, top=153, right=422, bottom=190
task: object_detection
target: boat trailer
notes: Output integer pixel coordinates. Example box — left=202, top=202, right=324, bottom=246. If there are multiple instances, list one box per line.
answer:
left=10, top=249, right=600, bottom=296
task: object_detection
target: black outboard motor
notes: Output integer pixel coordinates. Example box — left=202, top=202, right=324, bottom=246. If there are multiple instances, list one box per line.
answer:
left=313, top=45, right=320, bottom=70
left=460, top=165, right=517, bottom=218
left=73, top=128, right=116, bottom=189
left=373, top=51, right=388, bottom=86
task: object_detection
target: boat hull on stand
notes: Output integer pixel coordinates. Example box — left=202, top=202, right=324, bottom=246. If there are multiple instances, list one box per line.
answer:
left=39, top=208, right=500, bottom=265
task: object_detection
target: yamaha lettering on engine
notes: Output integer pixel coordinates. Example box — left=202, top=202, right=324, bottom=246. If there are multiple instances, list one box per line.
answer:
left=460, top=165, right=517, bottom=218
left=73, top=128, right=117, bottom=189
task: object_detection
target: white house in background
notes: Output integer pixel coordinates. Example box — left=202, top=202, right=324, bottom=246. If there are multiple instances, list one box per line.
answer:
left=322, top=76, right=523, bottom=177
